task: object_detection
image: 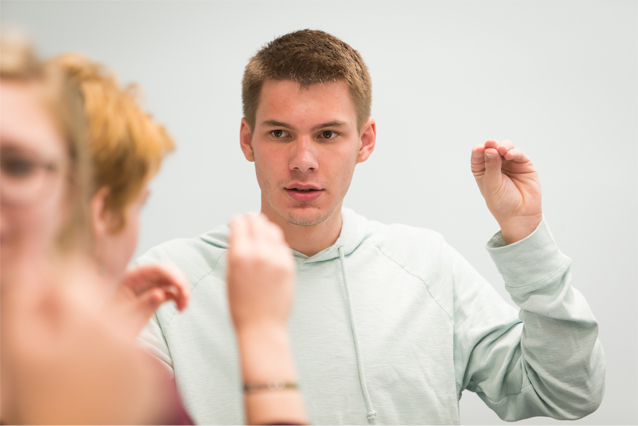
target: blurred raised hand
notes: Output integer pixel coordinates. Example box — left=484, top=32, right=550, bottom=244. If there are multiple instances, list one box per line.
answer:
left=226, top=214, right=295, bottom=332
left=471, top=139, right=543, bottom=244
left=108, top=263, right=190, bottom=339
left=226, top=214, right=307, bottom=425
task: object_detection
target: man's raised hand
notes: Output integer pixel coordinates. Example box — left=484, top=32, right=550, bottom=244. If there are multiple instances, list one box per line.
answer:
left=471, top=139, right=543, bottom=244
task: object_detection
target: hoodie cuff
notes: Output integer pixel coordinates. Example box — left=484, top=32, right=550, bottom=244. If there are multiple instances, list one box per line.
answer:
left=485, top=218, right=571, bottom=289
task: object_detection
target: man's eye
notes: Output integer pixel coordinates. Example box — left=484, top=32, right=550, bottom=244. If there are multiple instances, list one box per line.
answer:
left=319, top=130, right=338, bottom=140
left=1, top=157, right=37, bottom=179
left=270, top=130, right=289, bottom=138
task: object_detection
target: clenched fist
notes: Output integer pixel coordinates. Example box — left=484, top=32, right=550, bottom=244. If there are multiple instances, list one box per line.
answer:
left=471, top=139, right=543, bottom=244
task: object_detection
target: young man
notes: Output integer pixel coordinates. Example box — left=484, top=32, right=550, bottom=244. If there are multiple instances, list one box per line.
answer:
left=138, top=30, right=605, bottom=424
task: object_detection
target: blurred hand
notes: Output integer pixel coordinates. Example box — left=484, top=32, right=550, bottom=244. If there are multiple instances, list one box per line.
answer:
left=226, top=214, right=295, bottom=333
left=226, top=215, right=307, bottom=425
left=108, top=263, right=190, bottom=339
left=471, top=139, right=543, bottom=244
left=0, top=261, right=176, bottom=424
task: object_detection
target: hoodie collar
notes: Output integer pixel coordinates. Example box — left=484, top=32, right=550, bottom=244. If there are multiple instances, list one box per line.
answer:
left=292, top=207, right=366, bottom=264
left=200, top=207, right=367, bottom=264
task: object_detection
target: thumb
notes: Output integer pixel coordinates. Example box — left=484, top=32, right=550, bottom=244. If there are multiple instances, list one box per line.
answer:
left=483, top=148, right=503, bottom=192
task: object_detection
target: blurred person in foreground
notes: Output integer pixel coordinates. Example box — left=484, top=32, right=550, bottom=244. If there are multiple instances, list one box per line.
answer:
left=0, top=33, right=184, bottom=424
left=49, top=53, right=191, bottom=337
left=0, top=38, right=307, bottom=425
left=137, top=29, right=605, bottom=424
left=51, top=52, right=307, bottom=424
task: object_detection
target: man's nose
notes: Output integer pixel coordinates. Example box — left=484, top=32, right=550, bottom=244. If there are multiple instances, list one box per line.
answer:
left=289, top=136, right=318, bottom=172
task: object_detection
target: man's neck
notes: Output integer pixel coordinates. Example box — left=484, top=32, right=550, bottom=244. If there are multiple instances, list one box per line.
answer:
left=261, top=203, right=343, bottom=257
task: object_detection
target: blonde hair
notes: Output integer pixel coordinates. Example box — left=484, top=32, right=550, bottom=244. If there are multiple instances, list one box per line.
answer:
left=242, top=29, right=372, bottom=132
left=49, top=54, right=175, bottom=231
left=1, top=33, right=92, bottom=251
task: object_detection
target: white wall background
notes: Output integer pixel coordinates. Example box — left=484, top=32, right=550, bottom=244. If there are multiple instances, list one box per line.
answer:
left=3, top=1, right=636, bottom=424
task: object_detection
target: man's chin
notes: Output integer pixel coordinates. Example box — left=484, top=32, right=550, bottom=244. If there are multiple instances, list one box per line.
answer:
left=280, top=206, right=334, bottom=227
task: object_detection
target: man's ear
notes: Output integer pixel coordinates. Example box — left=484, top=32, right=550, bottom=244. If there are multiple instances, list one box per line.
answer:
left=356, top=118, right=376, bottom=164
left=239, top=117, right=255, bottom=162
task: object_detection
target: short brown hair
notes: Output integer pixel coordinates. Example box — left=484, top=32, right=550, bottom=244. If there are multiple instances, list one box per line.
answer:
left=49, top=54, right=175, bottom=232
left=242, top=29, right=372, bottom=132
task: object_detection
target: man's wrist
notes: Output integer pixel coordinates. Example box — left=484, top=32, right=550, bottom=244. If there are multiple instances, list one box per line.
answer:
left=498, top=214, right=543, bottom=245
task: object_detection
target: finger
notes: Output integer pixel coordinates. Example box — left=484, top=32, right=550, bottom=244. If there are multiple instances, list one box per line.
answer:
left=483, top=139, right=499, bottom=150
left=122, top=264, right=168, bottom=289
left=154, top=283, right=188, bottom=311
left=120, top=266, right=158, bottom=295
left=228, top=216, right=240, bottom=246
left=134, top=263, right=190, bottom=310
left=245, top=214, right=258, bottom=241
left=483, top=147, right=503, bottom=190
left=159, top=263, right=190, bottom=303
left=471, top=144, right=487, bottom=177
left=121, top=263, right=189, bottom=298
left=229, top=215, right=250, bottom=256
left=156, top=285, right=184, bottom=310
left=246, top=214, right=267, bottom=249
left=140, top=288, right=167, bottom=310
left=497, top=139, right=515, bottom=156
left=265, top=219, right=285, bottom=244
left=129, top=288, right=166, bottom=331
left=136, top=283, right=187, bottom=312
left=254, top=213, right=285, bottom=246
left=503, top=147, right=531, bottom=163
left=252, top=213, right=268, bottom=242
left=471, top=144, right=486, bottom=164
left=262, top=222, right=285, bottom=252
left=499, top=139, right=515, bottom=150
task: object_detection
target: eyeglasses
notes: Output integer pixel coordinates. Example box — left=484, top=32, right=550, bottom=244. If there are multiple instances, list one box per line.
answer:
left=0, top=147, right=67, bottom=207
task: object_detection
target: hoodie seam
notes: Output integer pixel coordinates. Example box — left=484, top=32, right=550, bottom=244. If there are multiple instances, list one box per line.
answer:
left=374, top=244, right=454, bottom=325
left=162, top=250, right=227, bottom=330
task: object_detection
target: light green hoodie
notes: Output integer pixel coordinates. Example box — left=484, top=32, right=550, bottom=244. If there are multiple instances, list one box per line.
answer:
left=137, top=208, right=605, bottom=424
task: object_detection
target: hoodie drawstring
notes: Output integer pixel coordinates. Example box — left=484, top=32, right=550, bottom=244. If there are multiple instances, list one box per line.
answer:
left=338, top=246, right=378, bottom=424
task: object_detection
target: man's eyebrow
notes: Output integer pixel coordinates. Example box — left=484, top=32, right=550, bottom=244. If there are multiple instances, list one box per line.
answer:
left=262, top=120, right=294, bottom=130
left=312, top=121, right=346, bottom=131
left=261, top=120, right=347, bottom=131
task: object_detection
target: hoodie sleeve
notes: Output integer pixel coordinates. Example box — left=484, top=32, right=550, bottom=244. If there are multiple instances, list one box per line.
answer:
left=452, top=218, right=605, bottom=421
left=133, top=251, right=177, bottom=375
left=138, top=313, right=174, bottom=374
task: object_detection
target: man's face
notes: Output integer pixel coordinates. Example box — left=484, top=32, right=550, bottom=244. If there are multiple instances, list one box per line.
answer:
left=240, top=80, right=375, bottom=227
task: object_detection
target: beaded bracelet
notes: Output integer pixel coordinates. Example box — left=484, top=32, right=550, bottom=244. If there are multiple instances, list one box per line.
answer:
left=244, top=380, right=298, bottom=393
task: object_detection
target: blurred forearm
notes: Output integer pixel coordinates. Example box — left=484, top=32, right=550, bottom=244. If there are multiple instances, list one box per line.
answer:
left=237, top=324, right=308, bottom=425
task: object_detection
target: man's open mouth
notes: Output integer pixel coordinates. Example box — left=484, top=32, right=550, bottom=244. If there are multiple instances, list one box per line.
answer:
left=285, top=185, right=324, bottom=201
left=285, top=184, right=322, bottom=192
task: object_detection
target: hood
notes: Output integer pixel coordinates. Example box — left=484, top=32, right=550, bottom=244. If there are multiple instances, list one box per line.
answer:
left=198, top=207, right=369, bottom=264
left=199, top=206, right=379, bottom=423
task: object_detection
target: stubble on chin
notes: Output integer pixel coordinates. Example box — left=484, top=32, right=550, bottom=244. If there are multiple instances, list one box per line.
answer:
left=266, top=178, right=336, bottom=227
left=282, top=209, right=333, bottom=227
